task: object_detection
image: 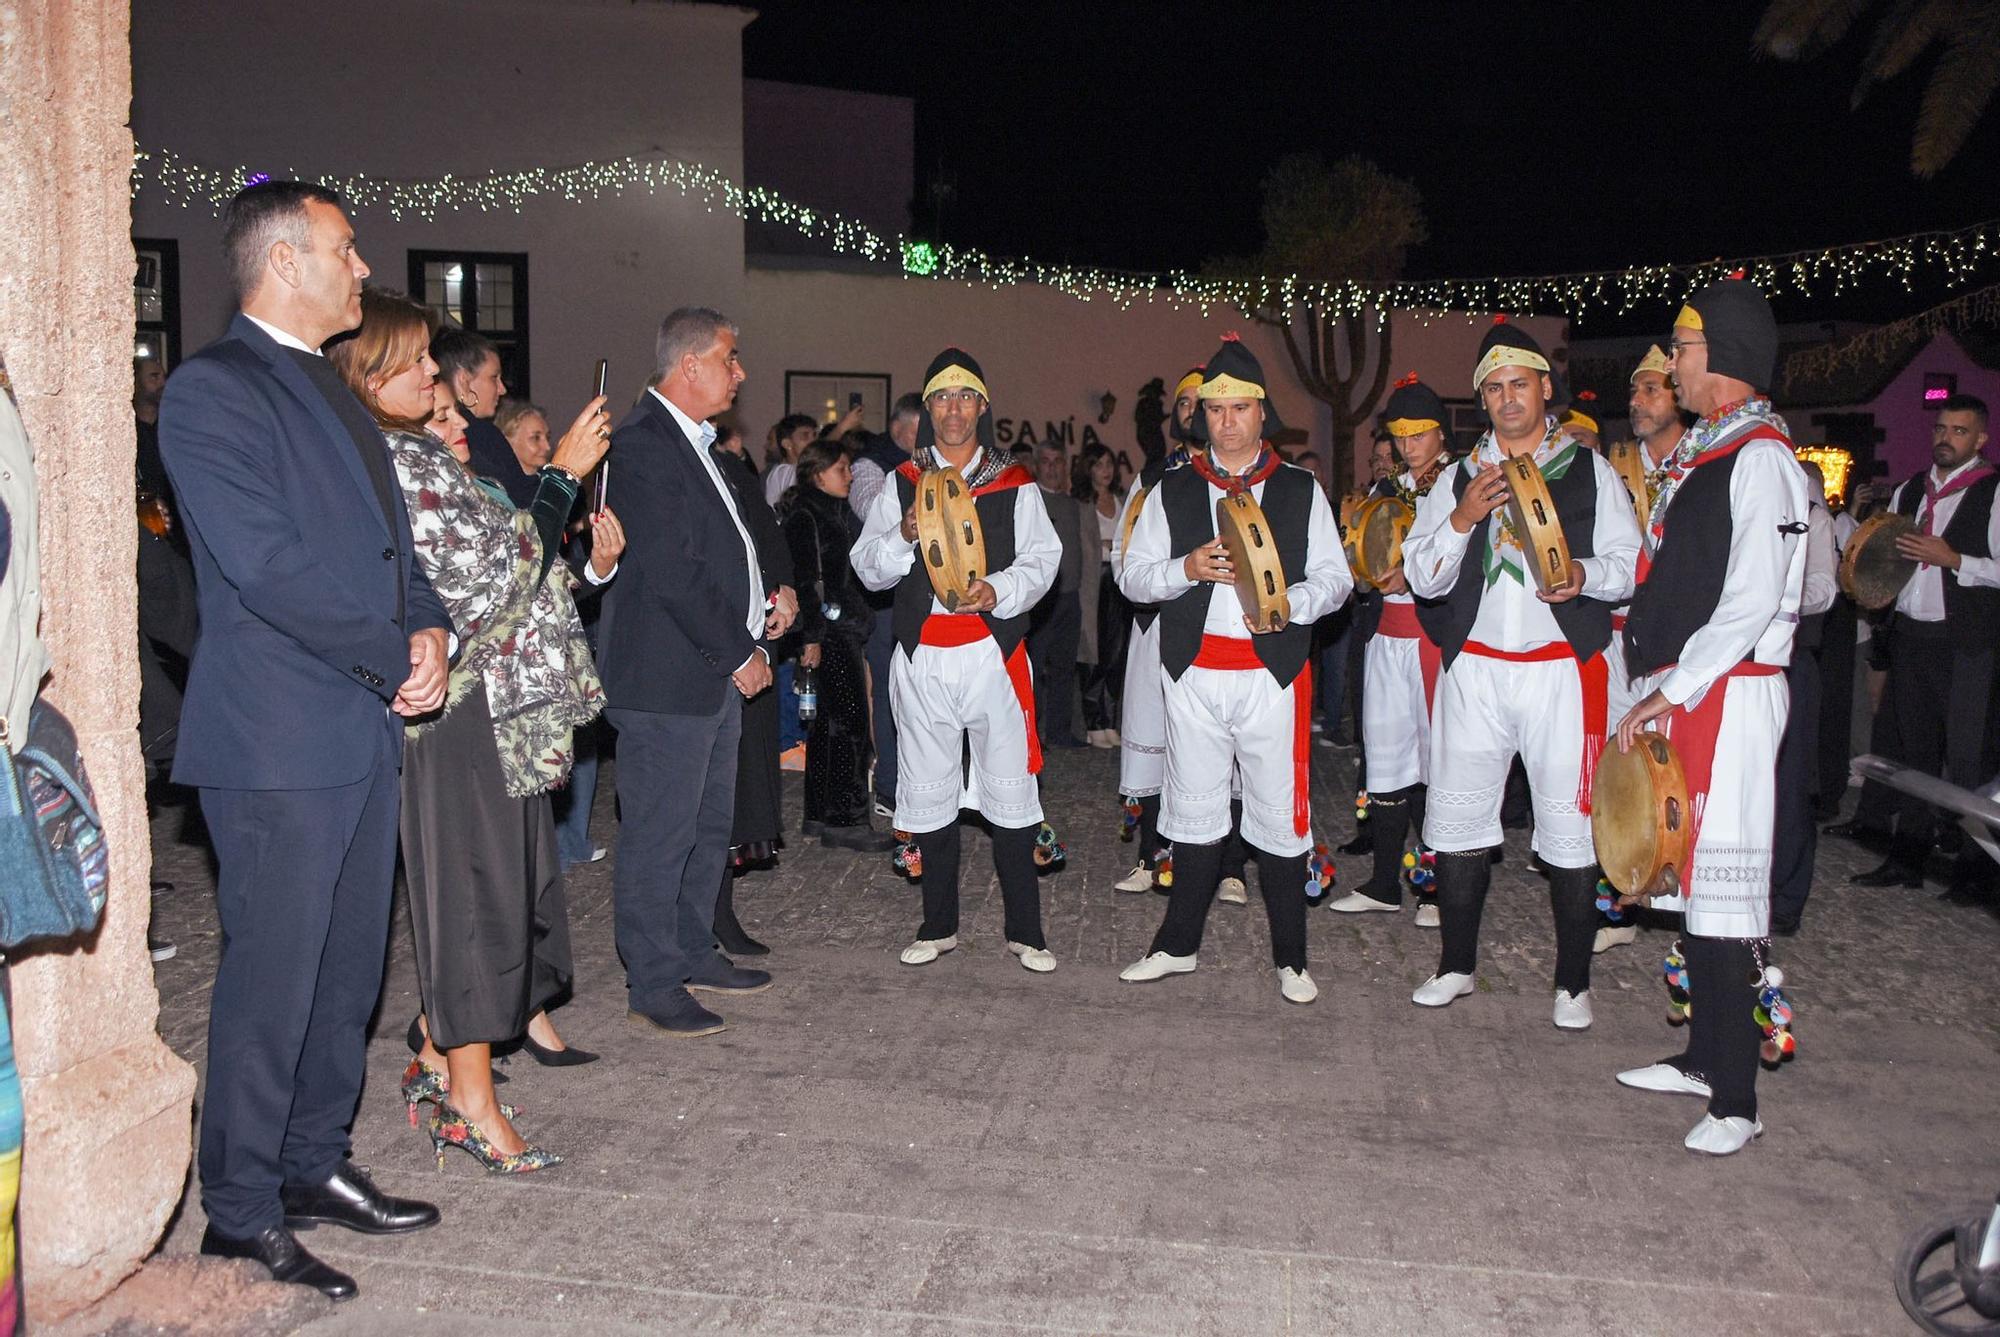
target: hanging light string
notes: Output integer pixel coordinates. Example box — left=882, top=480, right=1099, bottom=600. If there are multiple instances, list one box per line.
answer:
left=131, top=144, right=2000, bottom=324
left=1780, top=282, right=2000, bottom=390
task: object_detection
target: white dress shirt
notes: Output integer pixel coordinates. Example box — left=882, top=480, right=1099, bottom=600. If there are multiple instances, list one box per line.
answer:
left=849, top=455, right=890, bottom=523
left=650, top=390, right=765, bottom=665
left=246, top=313, right=320, bottom=355
left=850, top=447, right=1061, bottom=618
left=1118, top=460, right=1353, bottom=633
left=1654, top=438, right=1809, bottom=707
left=1801, top=501, right=1837, bottom=616
left=1890, top=457, right=2000, bottom=622
left=1401, top=430, right=1640, bottom=652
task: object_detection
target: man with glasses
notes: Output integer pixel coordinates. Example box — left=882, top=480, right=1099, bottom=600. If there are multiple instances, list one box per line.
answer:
left=851, top=348, right=1061, bottom=972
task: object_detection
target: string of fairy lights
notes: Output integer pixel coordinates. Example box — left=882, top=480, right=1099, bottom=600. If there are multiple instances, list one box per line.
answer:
left=132, top=144, right=2000, bottom=324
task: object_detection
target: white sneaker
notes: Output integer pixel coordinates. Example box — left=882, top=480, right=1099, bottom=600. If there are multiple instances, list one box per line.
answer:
left=1278, top=967, right=1318, bottom=1004
left=1553, top=989, right=1594, bottom=1030
left=1008, top=941, right=1056, bottom=973
left=1326, top=891, right=1398, bottom=914
left=1113, top=864, right=1154, bottom=893
left=1616, top=1063, right=1712, bottom=1098
left=1413, top=903, right=1440, bottom=928
left=1684, top=1114, right=1763, bottom=1155
left=1593, top=924, right=1639, bottom=954
left=899, top=935, right=958, bottom=966
left=1091, top=728, right=1122, bottom=749
left=1216, top=876, right=1248, bottom=905
left=1412, top=971, right=1475, bottom=1007
left=1120, top=951, right=1197, bottom=982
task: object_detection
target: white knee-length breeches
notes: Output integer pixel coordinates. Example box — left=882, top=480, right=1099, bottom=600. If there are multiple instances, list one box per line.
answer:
left=890, top=637, right=1042, bottom=834
left=1118, top=615, right=1166, bottom=798
left=1362, top=630, right=1433, bottom=792
left=1160, top=664, right=1310, bottom=857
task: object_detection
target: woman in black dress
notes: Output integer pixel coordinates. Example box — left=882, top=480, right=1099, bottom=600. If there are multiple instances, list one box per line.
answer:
left=329, top=289, right=616, bottom=1172
left=780, top=442, right=894, bottom=850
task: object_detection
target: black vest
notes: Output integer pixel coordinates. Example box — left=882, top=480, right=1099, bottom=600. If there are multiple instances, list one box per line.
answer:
left=1894, top=466, right=2000, bottom=639
left=891, top=469, right=1030, bottom=657
left=1413, top=451, right=1612, bottom=666
left=1156, top=462, right=1314, bottom=684
left=1623, top=444, right=1751, bottom=676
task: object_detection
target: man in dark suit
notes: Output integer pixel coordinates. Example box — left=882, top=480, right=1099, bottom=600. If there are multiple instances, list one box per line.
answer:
left=598, top=307, right=786, bottom=1037
left=159, top=182, right=449, bottom=1302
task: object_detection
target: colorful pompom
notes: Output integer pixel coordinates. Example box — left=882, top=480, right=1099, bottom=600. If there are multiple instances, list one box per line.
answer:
left=1353, top=790, right=1370, bottom=823
left=1662, top=943, right=1692, bottom=1025
left=1155, top=852, right=1174, bottom=888
left=892, top=830, right=921, bottom=880
left=1120, top=797, right=1142, bottom=842
left=1402, top=845, right=1437, bottom=893
left=1594, top=876, right=1624, bottom=922
left=1306, top=844, right=1337, bottom=897
left=1034, top=822, right=1066, bottom=868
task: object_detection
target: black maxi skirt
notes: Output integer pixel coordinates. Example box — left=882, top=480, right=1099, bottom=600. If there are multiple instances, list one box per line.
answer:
left=400, top=682, right=574, bottom=1049
left=803, top=632, right=872, bottom=826
left=733, top=680, right=783, bottom=846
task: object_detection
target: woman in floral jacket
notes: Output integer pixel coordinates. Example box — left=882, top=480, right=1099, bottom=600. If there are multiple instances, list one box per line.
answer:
left=330, top=289, right=618, bottom=1172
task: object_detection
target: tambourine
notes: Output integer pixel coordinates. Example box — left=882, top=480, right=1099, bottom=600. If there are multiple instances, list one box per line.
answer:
left=1604, top=440, right=1651, bottom=533
left=1838, top=511, right=1919, bottom=611
left=1499, top=455, right=1573, bottom=595
left=1344, top=495, right=1413, bottom=591
left=1215, top=491, right=1290, bottom=632
left=915, top=466, right=986, bottom=611
left=1337, top=488, right=1370, bottom=534
left=1591, top=730, right=1694, bottom=903
left=1116, top=482, right=1152, bottom=563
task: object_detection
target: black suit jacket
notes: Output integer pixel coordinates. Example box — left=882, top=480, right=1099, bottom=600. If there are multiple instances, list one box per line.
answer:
left=597, top=393, right=762, bottom=715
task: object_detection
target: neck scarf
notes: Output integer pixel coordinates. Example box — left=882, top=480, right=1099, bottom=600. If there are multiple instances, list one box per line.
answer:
left=1191, top=444, right=1280, bottom=495
left=1474, top=418, right=1582, bottom=587
left=1921, top=457, right=1998, bottom=535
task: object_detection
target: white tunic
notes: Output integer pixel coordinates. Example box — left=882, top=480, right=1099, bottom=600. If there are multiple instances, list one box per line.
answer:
left=1112, top=482, right=1166, bottom=798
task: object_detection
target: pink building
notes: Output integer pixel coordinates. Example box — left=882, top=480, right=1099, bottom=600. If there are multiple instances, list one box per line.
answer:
left=1781, top=328, right=2000, bottom=492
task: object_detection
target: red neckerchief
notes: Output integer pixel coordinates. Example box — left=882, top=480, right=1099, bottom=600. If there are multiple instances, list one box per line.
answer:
left=1635, top=420, right=1789, bottom=585
left=1921, top=458, right=1998, bottom=536
left=1189, top=445, right=1280, bottom=495
left=970, top=464, right=1035, bottom=496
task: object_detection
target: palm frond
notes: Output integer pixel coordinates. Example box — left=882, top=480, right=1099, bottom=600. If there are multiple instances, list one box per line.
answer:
left=1910, top=15, right=2000, bottom=175
left=1857, top=0, right=1950, bottom=85
left=1754, top=0, right=1874, bottom=59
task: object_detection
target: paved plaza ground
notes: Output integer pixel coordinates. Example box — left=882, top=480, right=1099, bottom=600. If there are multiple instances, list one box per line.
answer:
left=69, top=738, right=2000, bottom=1334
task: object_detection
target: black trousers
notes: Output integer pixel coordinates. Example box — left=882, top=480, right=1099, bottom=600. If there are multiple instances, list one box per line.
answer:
left=1814, top=597, right=1859, bottom=812
left=1884, top=614, right=2000, bottom=856
left=1769, top=648, right=1821, bottom=926
left=1149, top=838, right=1308, bottom=971
left=608, top=698, right=739, bottom=1017
left=916, top=821, right=1045, bottom=949
left=1027, top=587, right=1082, bottom=745
left=1081, top=569, right=1129, bottom=731
left=198, top=736, right=400, bottom=1236
left=1666, top=935, right=1763, bottom=1121
left=865, top=607, right=899, bottom=802
left=1435, top=849, right=1596, bottom=994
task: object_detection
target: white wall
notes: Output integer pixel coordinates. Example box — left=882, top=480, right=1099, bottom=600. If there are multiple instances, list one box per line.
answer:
left=132, top=0, right=753, bottom=422
left=742, top=266, right=1566, bottom=482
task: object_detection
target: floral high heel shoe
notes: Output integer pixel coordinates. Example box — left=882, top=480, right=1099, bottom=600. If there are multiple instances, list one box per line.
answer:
left=426, top=1100, right=561, bottom=1174
left=400, top=1059, right=517, bottom=1127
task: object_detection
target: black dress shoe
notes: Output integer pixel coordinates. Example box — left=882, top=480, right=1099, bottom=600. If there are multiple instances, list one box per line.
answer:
left=1823, top=818, right=1887, bottom=846
left=1851, top=857, right=1923, bottom=889
left=282, top=1161, right=440, bottom=1235
left=1770, top=916, right=1801, bottom=937
left=200, top=1225, right=357, bottom=1301
left=627, top=988, right=727, bottom=1038
left=687, top=955, right=773, bottom=995
left=521, top=1034, right=600, bottom=1067
left=822, top=823, right=897, bottom=852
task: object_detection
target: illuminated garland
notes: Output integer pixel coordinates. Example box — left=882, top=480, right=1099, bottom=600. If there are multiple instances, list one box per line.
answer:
left=132, top=145, right=2000, bottom=323
left=1781, top=282, right=2000, bottom=388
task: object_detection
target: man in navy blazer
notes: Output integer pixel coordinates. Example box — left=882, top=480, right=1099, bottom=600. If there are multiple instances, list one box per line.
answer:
left=160, top=182, right=448, bottom=1302
left=598, top=307, right=789, bottom=1036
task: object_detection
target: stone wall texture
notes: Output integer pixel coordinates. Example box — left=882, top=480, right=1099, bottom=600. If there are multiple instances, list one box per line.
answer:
left=0, top=0, right=196, bottom=1321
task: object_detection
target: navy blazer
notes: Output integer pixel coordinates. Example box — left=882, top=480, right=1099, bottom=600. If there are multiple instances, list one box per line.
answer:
left=158, top=314, right=450, bottom=789
left=597, top=393, right=761, bottom=715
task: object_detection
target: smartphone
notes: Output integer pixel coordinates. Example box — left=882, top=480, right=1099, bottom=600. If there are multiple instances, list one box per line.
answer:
left=591, top=360, right=611, bottom=514
left=848, top=391, right=863, bottom=410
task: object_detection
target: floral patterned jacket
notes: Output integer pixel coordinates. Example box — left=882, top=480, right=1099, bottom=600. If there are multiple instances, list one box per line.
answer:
left=387, top=430, right=602, bottom=796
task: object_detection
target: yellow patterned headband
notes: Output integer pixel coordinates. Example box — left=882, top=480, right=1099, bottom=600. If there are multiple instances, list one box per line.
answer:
left=1386, top=417, right=1441, bottom=438
left=1173, top=370, right=1204, bottom=400
left=1561, top=409, right=1600, bottom=434
left=1198, top=372, right=1266, bottom=400
left=1675, top=304, right=1704, bottom=330
left=1473, top=345, right=1550, bottom=391
left=923, top=364, right=989, bottom=400
left=1631, top=344, right=1671, bottom=382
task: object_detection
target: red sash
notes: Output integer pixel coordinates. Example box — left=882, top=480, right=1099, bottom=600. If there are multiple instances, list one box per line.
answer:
left=1376, top=601, right=1443, bottom=713
left=1656, top=661, right=1783, bottom=849
left=1192, top=633, right=1312, bottom=837
left=1461, top=640, right=1609, bottom=814
left=917, top=615, right=1042, bottom=775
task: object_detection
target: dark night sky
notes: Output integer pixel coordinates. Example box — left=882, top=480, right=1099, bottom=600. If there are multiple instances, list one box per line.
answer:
left=743, top=1, right=2000, bottom=329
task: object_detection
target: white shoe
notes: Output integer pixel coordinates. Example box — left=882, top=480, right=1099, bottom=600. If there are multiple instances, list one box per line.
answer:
left=1553, top=989, right=1594, bottom=1030
left=1616, top=1063, right=1712, bottom=1098
left=874, top=797, right=895, bottom=820
left=899, top=935, right=958, bottom=966
left=1008, top=941, right=1056, bottom=973
left=1120, top=951, right=1197, bottom=982
left=1113, top=864, right=1154, bottom=893
left=1592, top=924, right=1639, bottom=954
left=1278, top=967, right=1318, bottom=1004
left=1326, top=891, right=1398, bottom=914
left=1216, top=876, right=1248, bottom=905
left=1684, top=1114, right=1763, bottom=1155
left=1089, top=728, right=1121, bottom=749
left=1413, top=903, right=1440, bottom=928
left=1412, top=971, right=1475, bottom=1007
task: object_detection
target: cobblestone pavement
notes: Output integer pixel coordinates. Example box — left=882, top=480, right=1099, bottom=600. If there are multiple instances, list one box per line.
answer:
left=131, top=735, right=2000, bottom=1335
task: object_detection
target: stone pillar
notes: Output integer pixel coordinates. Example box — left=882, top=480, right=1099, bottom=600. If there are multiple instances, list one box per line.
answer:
left=0, top=1, right=197, bottom=1322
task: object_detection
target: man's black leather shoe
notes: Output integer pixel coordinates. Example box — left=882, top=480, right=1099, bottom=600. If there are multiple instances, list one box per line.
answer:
left=1823, top=818, right=1888, bottom=847
left=282, top=1161, right=439, bottom=1235
left=1851, top=858, right=1923, bottom=889
left=628, top=987, right=727, bottom=1037
left=200, top=1224, right=357, bottom=1301
left=687, top=954, right=773, bottom=995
